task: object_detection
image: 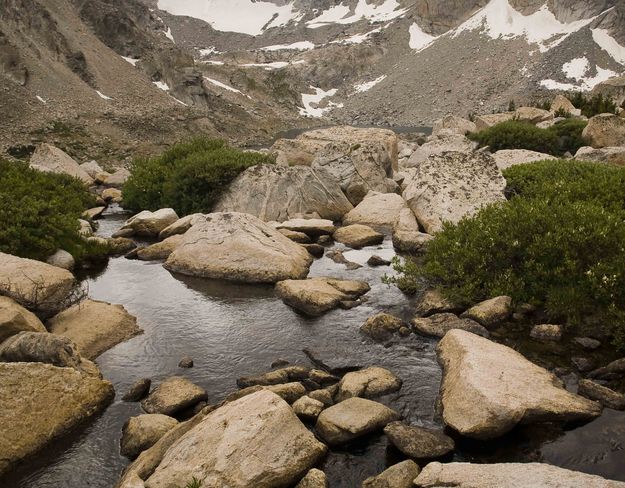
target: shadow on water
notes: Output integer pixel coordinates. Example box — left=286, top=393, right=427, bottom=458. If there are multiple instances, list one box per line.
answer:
left=4, top=214, right=625, bottom=487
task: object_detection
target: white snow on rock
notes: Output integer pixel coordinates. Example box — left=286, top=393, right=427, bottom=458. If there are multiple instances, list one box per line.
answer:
left=592, top=28, right=625, bottom=65
left=122, top=56, right=140, bottom=66
left=331, top=28, right=381, bottom=45
left=241, top=61, right=290, bottom=70
left=153, top=81, right=170, bottom=91
left=36, top=95, right=47, bottom=104
left=409, top=22, right=438, bottom=51
left=541, top=64, right=618, bottom=91
left=204, top=77, right=242, bottom=93
left=354, top=75, right=386, bottom=93
left=198, top=47, right=221, bottom=57
left=563, top=57, right=589, bottom=80
left=205, top=60, right=225, bottom=65
left=299, top=86, right=343, bottom=117
left=163, top=27, right=175, bottom=42
left=260, top=41, right=315, bottom=51
left=307, top=0, right=407, bottom=29
left=453, top=0, right=601, bottom=53
left=96, top=90, right=112, bottom=100
left=157, top=0, right=302, bottom=36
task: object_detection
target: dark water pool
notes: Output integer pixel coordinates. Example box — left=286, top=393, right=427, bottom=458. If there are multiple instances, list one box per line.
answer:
left=4, top=210, right=625, bottom=488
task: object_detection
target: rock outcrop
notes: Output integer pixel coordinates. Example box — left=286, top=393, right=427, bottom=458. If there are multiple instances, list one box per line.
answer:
left=403, top=152, right=506, bottom=234
left=414, top=461, right=625, bottom=487
left=436, top=330, right=602, bottom=439
left=582, top=113, right=625, bottom=148
left=0, top=252, right=77, bottom=317
left=48, top=299, right=141, bottom=360
left=405, top=133, right=476, bottom=167
left=165, top=213, right=313, bottom=283
left=29, top=143, right=94, bottom=185
left=142, top=390, right=327, bottom=487
left=492, top=149, right=553, bottom=170
left=0, top=362, right=113, bottom=476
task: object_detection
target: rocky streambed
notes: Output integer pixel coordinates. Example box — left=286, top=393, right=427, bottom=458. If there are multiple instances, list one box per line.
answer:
left=4, top=207, right=625, bottom=488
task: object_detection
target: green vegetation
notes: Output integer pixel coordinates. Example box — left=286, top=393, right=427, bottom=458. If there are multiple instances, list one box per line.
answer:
left=387, top=160, right=625, bottom=348
left=468, top=119, right=587, bottom=156
left=122, top=138, right=274, bottom=215
left=567, top=92, right=618, bottom=118
left=184, top=477, right=203, bottom=488
left=0, top=159, right=104, bottom=261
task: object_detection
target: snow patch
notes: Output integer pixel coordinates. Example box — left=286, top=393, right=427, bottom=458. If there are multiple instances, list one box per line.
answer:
left=122, top=56, right=140, bottom=66
left=541, top=65, right=618, bottom=91
left=204, top=76, right=252, bottom=99
left=96, top=90, right=112, bottom=100
left=260, top=41, right=315, bottom=51
left=205, top=60, right=225, bottom=65
left=163, top=27, right=175, bottom=43
left=409, top=23, right=438, bottom=51
left=562, top=57, right=589, bottom=80
left=307, top=0, right=407, bottom=29
left=331, top=28, right=381, bottom=45
left=36, top=95, right=47, bottom=104
left=241, top=61, right=290, bottom=70
left=592, top=29, right=625, bottom=65
left=299, top=86, right=342, bottom=117
left=198, top=47, right=221, bottom=57
left=353, top=75, right=386, bottom=93
left=153, top=81, right=170, bottom=91
left=157, top=0, right=302, bottom=36
left=454, top=0, right=600, bottom=53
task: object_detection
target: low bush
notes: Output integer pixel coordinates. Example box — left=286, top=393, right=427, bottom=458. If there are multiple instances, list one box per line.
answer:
left=387, top=160, right=625, bottom=348
left=468, top=119, right=587, bottom=156
left=0, top=159, right=97, bottom=261
left=567, top=92, right=618, bottom=117
left=122, top=138, right=274, bottom=215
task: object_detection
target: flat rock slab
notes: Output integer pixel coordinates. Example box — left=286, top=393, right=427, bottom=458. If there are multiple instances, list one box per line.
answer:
left=0, top=362, right=113, bottom=476
left=0, top=252, right=76, bottom=317
left=48, top=299, right=141, bottom=360
left=414, top=462, right=625, bottom=487
left=437, top=330, right=601, bottom=439
left=493, top=149, right=553, bottom=170
left=276, top=218, right=337, bottom=236
left=141, top=376, right=207, bottom=416
left=137, top=235, right=184, bottom=261
left=403, top=151, right=506, bottom=234
left=315, top=397, right=400, bottom=445
left=384, top=421, right=454, bottom=460
left=143, top=390, right=327, bottom=488
left=276, top=277, right=370, bottom=316
left=333, top=224, right=384, bottom=249
left=412, top=313, right=489, bottom=338
left=165, top=212, right=313, bottom=283
left=336, top=366, right=402, bottom=402
left=0, top=296, right=46, bottom=342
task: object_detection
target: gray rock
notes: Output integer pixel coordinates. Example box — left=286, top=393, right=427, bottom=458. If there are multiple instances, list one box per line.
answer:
left=123, top=378, right=152, bottom=402
left=492, top=149, right=553, bottom=170
left=0, top=296, right=46, bottom=343
left=292, top=395, right=325, bottom=421
left=296, top=468, right=328, bottom=488
left=46, top=249, right=75, bottom=271
left=343, top=191, right=408, bottom=232
left=121, top=414, right=179, bottom=459
left=29, top=143, right=93, bottom=185
left=277, top=218, right=336, bottom=237
left=411, top=313, right=489, bottom=338
left=577, top=379, right=625, bottom=410
left=582, top=113, right=625, bottom=148
left=530, top=324, right=563, bottom=342
left=461, top=296, right=512, bottom=327
left=367, top=255, right=391, bottom=266
left=573, top=337, right=601, bottom=350
left=315, top=397, right=400, bottom=445
left=237, top=366, right=310, bottom=388
left=360, top=313, right=407, bottom=341
left=265, top=382, right=307, bottom=404
left=589, top=358, right=625, bottom=380
left=384, top=421, right=454, bottom=459
left=333, top=224, right=384, bottom=249
left=116, top=209, right=179, bottom=238
left=571, top=356, right=595, bottom=373
left=178, top=356, right=193, bottom=368
left=336, top=367, right=402, bottom=402
left=405, top=133, right=476, bottom=168
left=141, top=377, right=207, bottom=416
left=415, top=289, right=461, bottom=317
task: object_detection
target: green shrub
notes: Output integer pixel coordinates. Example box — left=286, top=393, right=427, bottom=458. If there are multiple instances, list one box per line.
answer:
left=122, top=138, right=273, bottom=215
left=388, top=160, right=625, bottom=348
left=567, top=92, right=618, bottom=117
left=185, top=477, right=203, bottom=488
left=0, top=160, right=97, bottom=261
left=468, top=119, right=587, bottom=156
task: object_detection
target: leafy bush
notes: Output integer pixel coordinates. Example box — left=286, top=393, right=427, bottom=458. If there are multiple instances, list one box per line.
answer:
left=122, top=138, right=273, bottom=215
left=468, top=119, right=587, bottom=156
left=567, top=92, right=618, bottom=117
left=0, top=159, right=97, bottom=261
left=388, top=160, right=625, bottom=348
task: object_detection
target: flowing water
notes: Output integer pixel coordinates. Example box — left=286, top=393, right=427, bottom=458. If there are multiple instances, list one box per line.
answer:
left=4, top=209, right=625, bottom=488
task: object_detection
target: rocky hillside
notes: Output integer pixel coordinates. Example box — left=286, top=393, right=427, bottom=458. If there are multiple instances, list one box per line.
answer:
left=1, top=0, right=624, bottom=162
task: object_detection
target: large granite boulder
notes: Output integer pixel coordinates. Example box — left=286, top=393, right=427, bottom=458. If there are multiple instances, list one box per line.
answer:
left=514, top=107, right=553, bottom=124
left=405, top=133, right=476, bottom=167
left=461, top=296, right=512, bottom=327
left=336, top=367, right=402, bottom=402
left=165, top=213, right=313, bottom=283
left=141, top=376, right=207, bottom=416
left=0, top=362, right=113, bottom=476
left=414, top=461, right=625, bottom=487
left=116, top=209, right=179, bottom=238
left=403, top=152, right=506, bottom=234
left=333, top=224, right=384, bottom=249
left=48, top=299, right=141, bottom=360
left=582, top=113, right=625, bottom=148
left=574, top=146, right=625, bottom=165
left=275, top=277, right=370, bottom=316
left=391, top=208, right=433, bottom=252
left=0, top=296, right=46, bottom=343
left=492, top=149, right=553, bottom=170
left=121, top=414, right=179, bottom=459
left=0, top=252, right=77, bottom=317
left=474, top=112, right=514, bottom=131
left=137, top=235, right=185, bottom=261
left=215, top=165, right=353, bottom=221
left=29, top=143, right=94, bottom=185
left=315, top=397, right=400, bottom=445
left=550, top=95, right=581, bottom=116
left=276, top=218, right=336, bottom=237
left=142, top=390, right=327, bottom=488
left=432, top=115, right=477, bottom=136
left=342, top=191, right=408, bottom=231
left=592, top=76, right=625, bottom=107
left=158, top=213, right=204, bottom=240
left=437, top=330, right=602, bottom=439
